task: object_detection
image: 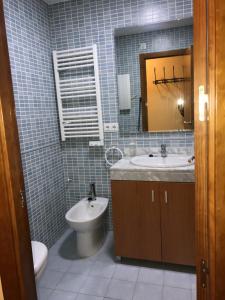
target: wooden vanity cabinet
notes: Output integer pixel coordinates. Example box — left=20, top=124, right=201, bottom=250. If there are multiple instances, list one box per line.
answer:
left=111, top=181, right=161, bottom=261
left=111, top=180, right=195, bottom=266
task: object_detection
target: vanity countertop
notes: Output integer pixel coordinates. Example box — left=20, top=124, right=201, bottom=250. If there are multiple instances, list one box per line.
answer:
left=110, top=157, right=195, bottom=182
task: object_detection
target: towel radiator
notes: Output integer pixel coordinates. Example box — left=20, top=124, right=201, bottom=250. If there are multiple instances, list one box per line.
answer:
left=53, top=45, right=104, bottom=146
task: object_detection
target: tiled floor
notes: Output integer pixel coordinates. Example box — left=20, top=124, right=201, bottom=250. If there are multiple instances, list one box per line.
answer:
left=37, top=229, right=196, bottom=300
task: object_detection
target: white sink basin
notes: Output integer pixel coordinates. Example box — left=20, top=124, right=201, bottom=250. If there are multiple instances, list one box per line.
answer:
left=130, top=155, right=194, bottom=169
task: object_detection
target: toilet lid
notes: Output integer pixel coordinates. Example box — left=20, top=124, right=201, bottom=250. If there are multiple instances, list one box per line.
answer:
left=31, top=241, right=48, bottom=275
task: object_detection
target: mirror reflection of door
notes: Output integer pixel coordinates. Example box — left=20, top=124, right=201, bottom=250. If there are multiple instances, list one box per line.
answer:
left=140, top=48, right=193, bottom=132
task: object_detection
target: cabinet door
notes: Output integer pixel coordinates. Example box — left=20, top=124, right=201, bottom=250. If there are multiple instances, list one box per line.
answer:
left=111, top=180, right=138, bottom=258
left=111, top=180, right=161, bottom=261
left=137, top=181, right=162, bottom=261
left=160, top=182, right=195, bottom=265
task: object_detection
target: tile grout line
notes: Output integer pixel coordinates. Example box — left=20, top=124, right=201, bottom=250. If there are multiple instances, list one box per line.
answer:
left=131, top=265, right=141, bottom=300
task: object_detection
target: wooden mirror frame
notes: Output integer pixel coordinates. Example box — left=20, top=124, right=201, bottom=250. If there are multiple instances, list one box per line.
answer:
left=140, top=47, right=194, bottom=131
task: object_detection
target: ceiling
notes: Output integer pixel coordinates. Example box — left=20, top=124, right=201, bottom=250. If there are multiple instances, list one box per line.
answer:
left=43, top=0, right=70, bottom=4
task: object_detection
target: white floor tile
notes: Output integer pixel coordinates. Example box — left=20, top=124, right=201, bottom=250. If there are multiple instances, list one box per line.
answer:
left=89, top=261, right=116, bottom=278
left=76, top=294, right=103, bottom=300
left=164, top=271, right=192, bottom=289
left=38, top=270, right=64, bottom=289
left=48, top=289, right=77, bottom=300
left=47, top=255, right=72, bottom=272
left=133, top=282, right=162, bottom=300
left=38, top=231, right=196, bottom=300
left=162, top=286, right=192, bottom=300
left=56, top=273, right=86, bottom=293
left=95, top=251, right=115, bottom=263
left=113, top=264, right=139, bottom=282
left=80, top=276, right=110, bottom=297
left=138, top=267, right=164, bottom=285
left=106, top=279, right=135, bottom=300
left=190, top=274, right=197, bottom=290
left=37, top=287, right=53, bottom=300
left=192, top=289, right=197, bottom=300
left=68, top=259, right=94, bottom=276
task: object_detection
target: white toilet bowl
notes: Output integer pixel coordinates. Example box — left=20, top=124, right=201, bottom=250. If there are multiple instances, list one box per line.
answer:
left=31, top=241, right=48, bottom=280
left=65, top=197, right=109, bottom=257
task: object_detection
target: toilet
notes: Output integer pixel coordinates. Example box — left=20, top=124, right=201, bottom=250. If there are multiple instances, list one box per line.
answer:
left=31, top=241, right=48, bottom=280
left=65, top=197, right=109, bottom=257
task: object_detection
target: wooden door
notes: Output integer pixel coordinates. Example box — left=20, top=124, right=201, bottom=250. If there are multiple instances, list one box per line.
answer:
left=0, top=2, right=37, bottom=299
left=111, top=180, right=161, bottom=261
left=194, top=0, right=210, bottom=298
left=194, top=0, right=225, bottom=297
left=160, top=182, right=195, bottom=266
left=205, top=0, right=225, bottom=298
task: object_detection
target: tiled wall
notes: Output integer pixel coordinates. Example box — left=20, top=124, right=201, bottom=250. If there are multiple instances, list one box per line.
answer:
left=3, top=0, right=66, bottom=247
left=115, top=25, right=193, bottom=134
left=3, top=0, right=194, bottom=242
left=49, top=0, right=194, bottom=229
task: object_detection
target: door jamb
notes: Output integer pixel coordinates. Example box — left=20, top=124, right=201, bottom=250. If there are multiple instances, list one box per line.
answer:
left=0, top=1, right=37, bottom=299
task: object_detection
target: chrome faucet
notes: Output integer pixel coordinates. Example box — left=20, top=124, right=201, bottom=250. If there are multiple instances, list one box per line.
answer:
left=88, top=183, right=96, bottom=202
left=161, top=144, right=167, bottom=158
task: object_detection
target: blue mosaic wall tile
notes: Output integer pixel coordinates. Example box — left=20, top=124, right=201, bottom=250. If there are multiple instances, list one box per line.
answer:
left=3, top=0, right=194, bottom=237
left=22, top=144, right=66, bottom=246
left=48, top=0, right=194, bottom=229
left=3, top=0, right=66, bottom=247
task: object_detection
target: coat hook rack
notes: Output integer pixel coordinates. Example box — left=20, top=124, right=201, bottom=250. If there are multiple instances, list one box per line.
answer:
left=153, top=64, right=191, bottom=85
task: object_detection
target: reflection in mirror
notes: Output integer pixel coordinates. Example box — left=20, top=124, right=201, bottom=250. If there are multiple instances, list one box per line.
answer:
left=140, top=48, right=193, bottom=131
left=114, top=19, right=193, bottom=135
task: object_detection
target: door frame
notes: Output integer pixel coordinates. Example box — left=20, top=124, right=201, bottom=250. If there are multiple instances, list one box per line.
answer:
left=195, top=0, right=225, bottom=299
left=0, top=1, right=37, bottom=299
left=207, top=0, right=225, bottom=298
left=1, top=0, right=225, bottom=299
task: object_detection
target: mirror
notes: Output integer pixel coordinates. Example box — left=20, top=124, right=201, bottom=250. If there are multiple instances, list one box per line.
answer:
left=114, top=18, right=193, bottom=134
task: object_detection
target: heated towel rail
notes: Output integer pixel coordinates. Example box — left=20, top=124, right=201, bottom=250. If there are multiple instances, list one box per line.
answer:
left=53, top=45, right=104, bottom=146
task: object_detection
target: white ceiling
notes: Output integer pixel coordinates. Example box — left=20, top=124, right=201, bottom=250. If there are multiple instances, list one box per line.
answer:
left=43, top=0, right=70, bottom=5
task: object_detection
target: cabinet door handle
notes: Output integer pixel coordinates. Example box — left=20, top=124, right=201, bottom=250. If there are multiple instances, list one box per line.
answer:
left=151, top=190, right=155, bottom=202
left=164, top=190, right=168, bottom=204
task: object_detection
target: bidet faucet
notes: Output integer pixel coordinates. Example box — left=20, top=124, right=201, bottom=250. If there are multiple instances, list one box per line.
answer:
left=161, top=144, right=167, bottom=158
left=88, top=183, right=96, bottom=201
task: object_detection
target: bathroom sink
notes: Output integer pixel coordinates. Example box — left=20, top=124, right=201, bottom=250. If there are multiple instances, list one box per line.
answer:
left=130, top=155, right=194, bottom=169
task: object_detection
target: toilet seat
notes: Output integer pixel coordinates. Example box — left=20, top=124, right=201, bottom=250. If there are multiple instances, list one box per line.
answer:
left=31, top=241, right=48, bottom=279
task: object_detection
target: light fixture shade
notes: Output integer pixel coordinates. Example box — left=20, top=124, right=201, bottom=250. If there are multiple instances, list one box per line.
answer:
left=177, top=98, right=184, bottom=117
left=177, top=98, right=184, bottom=106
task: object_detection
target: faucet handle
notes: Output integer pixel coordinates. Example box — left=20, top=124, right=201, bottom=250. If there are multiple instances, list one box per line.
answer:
left=160, top=144, right=167, bottom=158
left=88, top=183, right=96, bottom=200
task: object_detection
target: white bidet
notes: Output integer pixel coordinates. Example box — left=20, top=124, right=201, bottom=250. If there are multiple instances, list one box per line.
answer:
left=65, top=197, right=108, bottom=257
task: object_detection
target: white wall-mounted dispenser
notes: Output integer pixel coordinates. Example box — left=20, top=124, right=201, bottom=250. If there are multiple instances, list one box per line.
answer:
left=117, top=74, right=131, bottom=110
left=53, top=44, right=104, bottom=146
